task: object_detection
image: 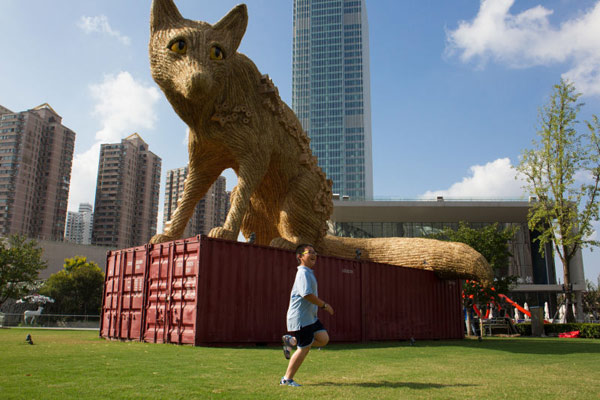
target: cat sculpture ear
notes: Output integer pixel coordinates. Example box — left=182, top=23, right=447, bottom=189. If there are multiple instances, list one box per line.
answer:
left=213, top=4, right=248, bottom=54
left=150, top=0, right=184, bottom=33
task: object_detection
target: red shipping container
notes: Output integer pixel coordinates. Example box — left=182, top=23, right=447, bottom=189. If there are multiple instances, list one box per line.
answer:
left=101, top=245, right=149, bottom=341
left=100, top=236, right=464, bottom=345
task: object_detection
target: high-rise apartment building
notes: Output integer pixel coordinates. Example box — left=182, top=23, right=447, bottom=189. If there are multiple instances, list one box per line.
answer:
left=163, top=167, right=230, bottom=238
left=92, top=133, right=161, bottom=248
left=292, top=0, right=373, bottom=200
left=0, top=103, right=75, bottom=240
left=65, top=203, right=94, bottom=245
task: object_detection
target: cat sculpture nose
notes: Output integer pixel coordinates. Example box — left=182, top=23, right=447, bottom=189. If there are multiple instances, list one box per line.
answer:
left=184, top=70, right=212, bottom=98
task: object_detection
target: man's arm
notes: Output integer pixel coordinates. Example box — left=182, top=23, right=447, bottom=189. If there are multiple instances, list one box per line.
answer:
left=303, top=293, right=334, bottom=315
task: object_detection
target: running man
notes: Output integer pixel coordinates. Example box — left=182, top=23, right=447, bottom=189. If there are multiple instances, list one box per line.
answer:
left=280, top=244, right=334, bottom=387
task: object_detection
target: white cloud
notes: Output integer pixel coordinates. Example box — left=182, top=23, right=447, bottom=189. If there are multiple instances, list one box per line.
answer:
left=183, top=128, right=189, bottom=146
left=90, top=72, right=160, bottom=142
left=574, top=169, right=594, bottom=184
left=67, top=72, right=160, bottom=211
left=420, top=158, right=527, bottom=199
left=446, top=0, right=600, bottom=95
left=68, top=143, right=101, bottom=211
left=78, top=15, right=131, bottom=45
left=157, top=209, right=164, bottom=232
left=586, top=220, right=599, bottom=241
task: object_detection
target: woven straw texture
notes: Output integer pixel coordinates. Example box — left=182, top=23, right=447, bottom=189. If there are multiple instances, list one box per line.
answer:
left=148, top=0, right=492, bottom=284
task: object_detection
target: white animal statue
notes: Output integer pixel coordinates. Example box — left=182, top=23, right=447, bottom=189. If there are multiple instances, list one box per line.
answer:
left=558, top=304, right=566, bottom=323
left=24, top=306, right=44, bottom=325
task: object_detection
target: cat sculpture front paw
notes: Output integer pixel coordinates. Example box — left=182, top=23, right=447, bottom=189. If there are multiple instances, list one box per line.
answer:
left=208, top=227, right=237, bottom=241
left=149, top=233, right=175, bottom=244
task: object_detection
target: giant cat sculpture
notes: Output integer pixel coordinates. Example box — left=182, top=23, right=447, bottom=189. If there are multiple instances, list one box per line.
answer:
left=148, top=0, right=492, bottom=284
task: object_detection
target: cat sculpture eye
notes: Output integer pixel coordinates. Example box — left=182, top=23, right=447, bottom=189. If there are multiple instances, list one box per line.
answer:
left=169, top=39, right=187, bottom=54
left=210, top=46, right=224, bottom=60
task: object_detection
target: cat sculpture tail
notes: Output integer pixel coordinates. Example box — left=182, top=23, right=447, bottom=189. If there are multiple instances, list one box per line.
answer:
left=316, top=235, right=493, bottom=285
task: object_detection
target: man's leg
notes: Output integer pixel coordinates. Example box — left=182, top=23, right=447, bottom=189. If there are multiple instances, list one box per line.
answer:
left=284, top=345, right=311, bottom=381
left=282, top=335, right=297, bottom=359
left=284, top=330, right=328, bottom=380
left=312, top=330, right=329, bottom=347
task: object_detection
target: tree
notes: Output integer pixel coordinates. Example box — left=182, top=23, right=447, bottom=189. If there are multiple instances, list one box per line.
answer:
left=40, top=256, right=105, bottom=315
left=516, top=80, right=600, bottom=322
left=583, top=277, right=600, bottom=321
left=0, top=235, right=47, bottom=306
left=431, top=222, right=518, bottom=335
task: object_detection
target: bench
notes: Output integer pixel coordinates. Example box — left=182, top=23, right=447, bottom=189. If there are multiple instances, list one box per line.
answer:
left=482, top=318, right=515, bottom=336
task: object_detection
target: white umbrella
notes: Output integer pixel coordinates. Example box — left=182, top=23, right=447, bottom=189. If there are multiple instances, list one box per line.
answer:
left=514, top=307, right=520, bottom=321
left=544, top=302, right=550, bottom=320
left=16, top=294, right=55, bottom=304
left=559, top=304, right=566, bottom=323
left=524, top=302, right=530, bottom=320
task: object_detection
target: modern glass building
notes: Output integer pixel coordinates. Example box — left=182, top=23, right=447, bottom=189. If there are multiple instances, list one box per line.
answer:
left=329, top=198, right=587, bottom=319
left=292, top=0, right=373, bottom=200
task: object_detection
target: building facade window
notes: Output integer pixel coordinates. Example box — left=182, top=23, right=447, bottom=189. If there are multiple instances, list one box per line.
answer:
left=292, top=0, right=373, bottom=200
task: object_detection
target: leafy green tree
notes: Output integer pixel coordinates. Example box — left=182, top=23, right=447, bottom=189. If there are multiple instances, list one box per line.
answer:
left=0, top=235, right=47, bottom=306
left=516, top=80, right=600, bottom=322
left=583, top=277, right=600, bottom=320
left=40, top=256, right=105, bottom=315
left=431, top=222, right=518, bottom=335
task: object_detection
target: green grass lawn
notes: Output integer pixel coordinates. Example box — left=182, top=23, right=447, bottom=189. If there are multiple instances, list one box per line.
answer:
left=1, top=328, right=599, bottom=399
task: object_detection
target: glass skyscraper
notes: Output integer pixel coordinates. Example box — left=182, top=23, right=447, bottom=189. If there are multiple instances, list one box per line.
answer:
left=292, top=0, right=373, bottom=200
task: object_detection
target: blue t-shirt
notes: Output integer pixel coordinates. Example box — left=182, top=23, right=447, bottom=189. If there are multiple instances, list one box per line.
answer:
left=286, top=266, right=318, bottom=331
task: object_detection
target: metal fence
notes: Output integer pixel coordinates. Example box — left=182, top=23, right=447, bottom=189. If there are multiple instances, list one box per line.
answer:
left=0, top=312, right=100, bottom=329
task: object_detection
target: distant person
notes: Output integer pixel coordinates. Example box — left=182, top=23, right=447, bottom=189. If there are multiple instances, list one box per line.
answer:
left=280, top=244, right=334, bottom=387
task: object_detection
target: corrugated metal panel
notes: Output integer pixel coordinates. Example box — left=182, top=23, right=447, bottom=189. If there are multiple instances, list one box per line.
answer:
left=361, top=260, right=463, bottom=341
left=100, top=250, right=119, bottom=339
left=195, top=236, right=294, bottom=344
left=144, top=238, right=202, bottom=345
left=144, top=242, right=170, bottom=344
left=100, top=246, right=148, bottom=341
left=169, top=239, right=201, bottom=344
left=100, top=236, right=464, bottom=345
left=314, top=256, right=362, bottom=342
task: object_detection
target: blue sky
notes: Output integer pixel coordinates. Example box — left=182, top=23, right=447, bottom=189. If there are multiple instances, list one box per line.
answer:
left=1, top=0, right=600, bottom=281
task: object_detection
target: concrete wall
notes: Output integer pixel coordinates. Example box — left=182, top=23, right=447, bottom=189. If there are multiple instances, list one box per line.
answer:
left=37, top=239, right=115, bottom=279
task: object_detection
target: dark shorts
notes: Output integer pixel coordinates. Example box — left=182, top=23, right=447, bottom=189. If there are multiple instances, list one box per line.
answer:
left=291, top=319, right=326, bottom=348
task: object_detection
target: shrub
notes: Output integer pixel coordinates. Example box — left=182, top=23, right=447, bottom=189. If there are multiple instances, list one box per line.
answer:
left=40, top=256, right=104, bottom=315
left=579, top=324, right=600, bottom=338
left=515, top=323, right=600, bottom=338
